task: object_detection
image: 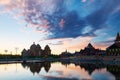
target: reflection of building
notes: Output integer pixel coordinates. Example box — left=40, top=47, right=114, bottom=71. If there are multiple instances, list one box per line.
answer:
left=44, top=62, right=51, bottom=72
left=62, top=61, right=119, bottom=79
left=80, top=63, right=105, bottom=74
left=106, top=64, right=120, bottom=80
left=79, top=43, right=105, bottom=55
left=21, top=42, right=51, bottom=57
left=106, top=33, right=120, bottom=56
left=61, top=61, right=119, bottom=78
left=21, top=62, right=51, bottom=74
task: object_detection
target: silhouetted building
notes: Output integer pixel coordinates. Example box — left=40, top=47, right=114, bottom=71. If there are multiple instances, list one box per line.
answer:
left=21, top=49, right=28, bottom=57
left=29, top=42, right=42, bottom=56
left=21, top=42, right=51, bottom=57
left=79, top=43, right=105, bottom=55
left=60, top=50, right=73, bottom=58
left=43, top=45, right=51, bottom=57
left=60, top=43, right=105, bottom=57
left=106, top=33, right=120, bottom=56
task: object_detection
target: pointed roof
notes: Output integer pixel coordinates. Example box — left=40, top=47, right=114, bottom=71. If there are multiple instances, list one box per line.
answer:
left=107, top=33, right=120, bottom=49
left=44, top=45, right=51, bottom=50
left=115, top=33, right=120, bottom=42
left=86, top=43, right=95, bottom=49
left=107, top=43, right=120, bottom=49
left=30, top=42, right=36, bottom=49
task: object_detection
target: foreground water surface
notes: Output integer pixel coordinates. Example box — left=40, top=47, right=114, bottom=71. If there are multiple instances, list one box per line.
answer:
left=0, top=61, right=119, bottom=80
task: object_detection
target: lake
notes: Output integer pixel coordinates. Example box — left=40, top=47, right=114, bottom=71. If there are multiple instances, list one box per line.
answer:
left=0, top=61, right=119, bottom=80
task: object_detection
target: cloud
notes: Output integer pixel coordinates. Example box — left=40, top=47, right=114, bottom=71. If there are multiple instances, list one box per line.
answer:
left=0, top=0, right=10, bottom=5
left=0, top=0, right=120, bottom=39
left=86, top=0, right=120, bottom=29
left=82, top=26, right=93, bottom=34
left=81, top=0, right=87, bottom=3
left=48, top=41, right=63, bottom=45
left=59, top=19, right=65, bottom=29
left=0, top=0, right=93, bottom=39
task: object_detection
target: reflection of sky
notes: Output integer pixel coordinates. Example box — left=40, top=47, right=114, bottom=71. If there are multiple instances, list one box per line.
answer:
left=0, top=63, right=46, bottom=80
left=92, top=68, right=115, bottom=80
left=0, top=63, right=115, bottom=80
left=43, top=63, right=91, bottom=80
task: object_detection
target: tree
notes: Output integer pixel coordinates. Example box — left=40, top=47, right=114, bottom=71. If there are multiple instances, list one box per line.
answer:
left=4, top=50, right=8, bottom=55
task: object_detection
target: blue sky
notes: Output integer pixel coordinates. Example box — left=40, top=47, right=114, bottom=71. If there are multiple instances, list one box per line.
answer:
left=0, top=0, right=120, bottom=55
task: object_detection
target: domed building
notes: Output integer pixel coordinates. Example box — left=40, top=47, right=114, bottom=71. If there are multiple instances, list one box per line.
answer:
left=106, top=33, right=120, bottom=56
left=21, top=49, right=29, bottom=57
left=36, top=44, right=42, bottom=56
left=43, top=45, right=51, bottom=57
left=21, top=42, right=51, bottom=57
left=30, top=42, right=38, bottom=56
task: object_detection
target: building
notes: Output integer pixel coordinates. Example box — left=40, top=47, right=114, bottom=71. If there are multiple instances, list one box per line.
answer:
left=60, top=43, right=105, bottom=57
left=106, top=33, right=120, bottom=56
left=80, top=43, right=103, bottom=55
left=79, top=43, right=104, bottom=55
left=60, top=50, right=73, bottom=58
left=29, top=42, right=42, bottom=56
left=21, top=42, right=51, bottom=57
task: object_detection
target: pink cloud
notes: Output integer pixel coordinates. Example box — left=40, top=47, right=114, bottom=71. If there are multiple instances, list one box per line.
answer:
left=81, top=0, right=87, bottom=3
left=0, top=0, right=11, bottom=5
left=59, top=19, right=65, bottom=29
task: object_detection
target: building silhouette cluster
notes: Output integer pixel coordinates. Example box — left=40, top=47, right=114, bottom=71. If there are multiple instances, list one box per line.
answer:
left=60, top=43, right=105, bottom=58
left=21, top=33, right=120, bottom=57
left=21, top=42, right=51, bottom=57
left=60, top=33, right=120, bottom=57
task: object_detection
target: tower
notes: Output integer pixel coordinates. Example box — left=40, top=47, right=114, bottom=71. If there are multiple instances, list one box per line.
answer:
left=106, top=32, right=120, bottom=56
left=115, top=33, right=120, bottom=43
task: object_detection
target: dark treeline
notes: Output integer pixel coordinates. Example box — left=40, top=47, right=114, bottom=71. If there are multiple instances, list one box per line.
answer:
left=0, top=54, right=21, bottom=59
left=0, top=54, right=60, bottom=60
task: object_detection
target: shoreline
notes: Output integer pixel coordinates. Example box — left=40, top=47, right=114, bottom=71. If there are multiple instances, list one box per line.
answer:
left=0, top=56, right=120, bottom=65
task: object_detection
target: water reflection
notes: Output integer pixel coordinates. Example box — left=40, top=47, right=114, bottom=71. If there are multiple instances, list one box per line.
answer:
left=61, top=62, right=106, bottom=75
left=92, top=68, right=115, bottom=80
left=20, top=61, right=120, bottom=80
left=21, top=62, right=51, bottom=74
left=0, top=61, right=119, bottom=80
left=60, top=62, right=116, bottom=80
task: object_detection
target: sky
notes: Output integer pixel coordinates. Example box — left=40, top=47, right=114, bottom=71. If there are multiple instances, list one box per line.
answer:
left=0, top=0, right=120, bottom=55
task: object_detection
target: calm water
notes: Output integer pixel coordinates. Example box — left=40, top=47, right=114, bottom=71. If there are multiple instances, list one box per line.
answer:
left=0, top=61, right=119, bottom=80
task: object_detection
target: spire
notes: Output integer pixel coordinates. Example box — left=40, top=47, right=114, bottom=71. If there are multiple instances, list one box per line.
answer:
left=33, top=42, right=35, bottom=44
left=115, top=33, right=120, bottom=43
left=86, top=43, right=95, bottom=49
left=65, top=49, right=67, bottom=53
